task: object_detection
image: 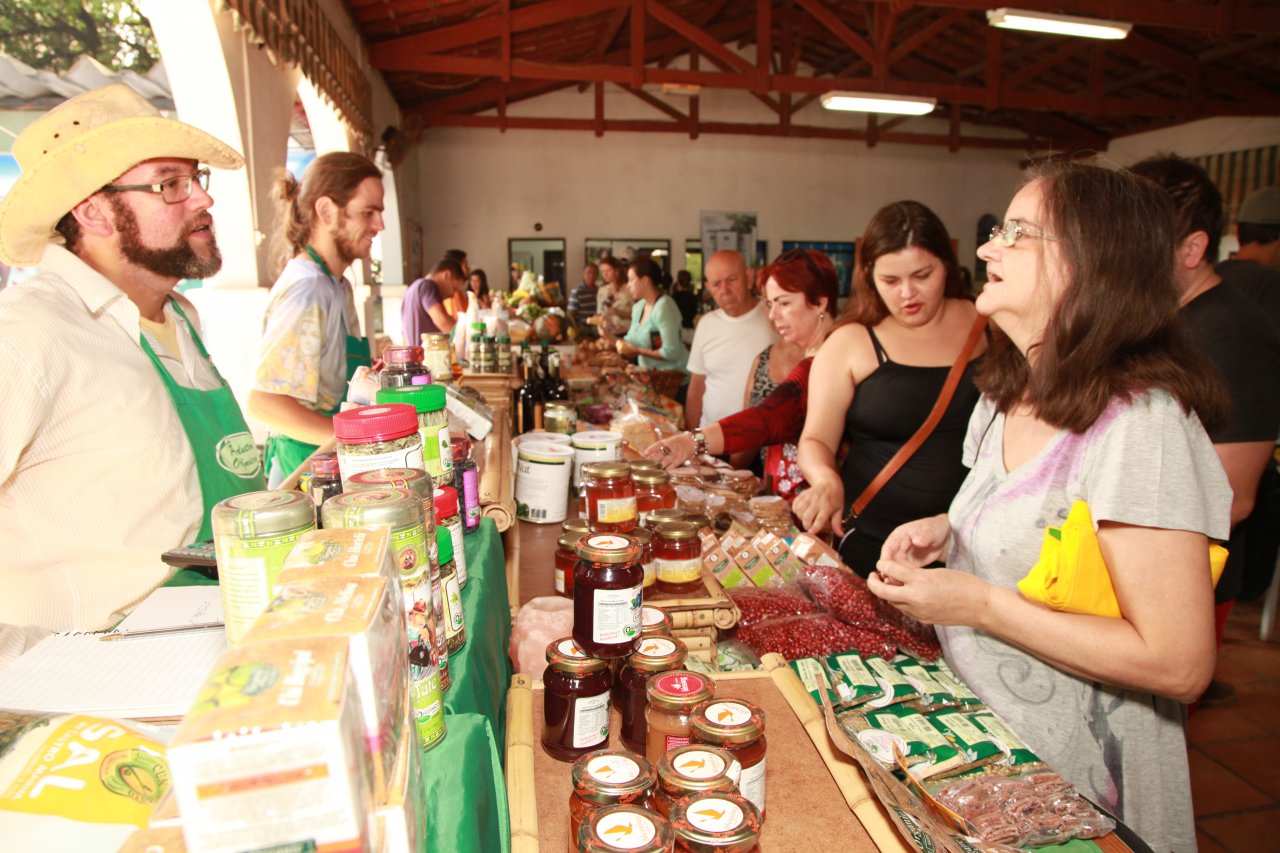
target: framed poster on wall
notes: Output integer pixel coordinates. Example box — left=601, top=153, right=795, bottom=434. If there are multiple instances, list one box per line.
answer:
left=781, top=240, right=856, bottom=297
left=585, top=239, right=673, bottom=275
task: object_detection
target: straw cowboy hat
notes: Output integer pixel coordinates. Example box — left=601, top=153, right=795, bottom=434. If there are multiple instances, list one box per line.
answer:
left=0, top=83, right=244, bottom=267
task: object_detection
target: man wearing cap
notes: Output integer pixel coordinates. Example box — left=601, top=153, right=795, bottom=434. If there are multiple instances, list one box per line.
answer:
left=0, top=84, right=264, bottom=654
left=1218, top=185, right=1280, bottom=336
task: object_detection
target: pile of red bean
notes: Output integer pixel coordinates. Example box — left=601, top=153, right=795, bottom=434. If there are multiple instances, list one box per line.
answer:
left=735, top=613, right=897, bottom=660
left=727, top=585, right=818, bottom=629
left=799, top=563, right=942, bottom=661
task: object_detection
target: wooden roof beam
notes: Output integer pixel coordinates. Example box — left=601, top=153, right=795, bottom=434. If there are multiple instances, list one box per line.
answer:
left=647, top=0, right=756, bottom=76
left=792, top=0, right=876, bottom=66
left=887, top=9, right=966, bottom=68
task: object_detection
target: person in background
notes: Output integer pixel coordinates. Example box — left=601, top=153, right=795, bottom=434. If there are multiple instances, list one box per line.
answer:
left=1130, top=155, right=1280, bottom=706
left=249, top=152, right=384, bottom=487
left=0, top=84, right=263, bottom=654
left=872, top=162, right=1230, bottom=852
left=468, top=267, right=493, bottom=310
left=684, top=250, right=777, bottom=430
left=671, top=269, right=698, bottom=329
left=595, top=255, right=634, bottom=335
left=568, top=262, right=600, bottom=337
left=610, top=256, right=688, bottom=383
left=644, top=250, right=838, bottom=503
left=794, top=201, right=986, bottom=577
left=443, top=248, right=471, bottom=316
left=402, top=257, right=466, bottom=344
left=1218, top=185, right=1280, bottom=334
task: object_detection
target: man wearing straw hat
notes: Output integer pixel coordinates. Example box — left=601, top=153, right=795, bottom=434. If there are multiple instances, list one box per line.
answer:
left=0, top=84, right=264, bottom=657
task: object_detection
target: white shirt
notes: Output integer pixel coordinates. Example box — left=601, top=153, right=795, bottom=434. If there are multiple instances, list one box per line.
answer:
left=686, top=301, right=778, bottom=427
left=0, top=244, right=218, bottom=633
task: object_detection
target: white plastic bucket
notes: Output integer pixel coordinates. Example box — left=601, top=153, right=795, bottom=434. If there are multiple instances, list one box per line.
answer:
left=515, top=443, right=575, bottom=524
left=570, top=430, right=624, bottom=487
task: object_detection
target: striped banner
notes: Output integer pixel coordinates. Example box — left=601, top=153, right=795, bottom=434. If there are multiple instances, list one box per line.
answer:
left=1192, top=145, right=1280, bottom=224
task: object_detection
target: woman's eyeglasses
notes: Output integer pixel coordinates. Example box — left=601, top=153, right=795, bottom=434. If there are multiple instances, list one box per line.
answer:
left=989, top=219, right=1057, bottom=248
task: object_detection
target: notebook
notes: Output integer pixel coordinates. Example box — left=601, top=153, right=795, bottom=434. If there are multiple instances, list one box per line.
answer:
left=0, top=629, right=226, bottom=720
left=115, top=586, right=224, bottom=634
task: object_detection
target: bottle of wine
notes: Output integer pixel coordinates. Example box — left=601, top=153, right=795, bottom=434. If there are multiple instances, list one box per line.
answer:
left=545, top=349, right=569, bottom=402
left=515, top=352, right=546, bottom=434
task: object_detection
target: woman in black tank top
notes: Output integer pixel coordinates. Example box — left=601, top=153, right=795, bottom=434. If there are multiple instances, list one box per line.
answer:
left=793, top=201, right=986, bottom=577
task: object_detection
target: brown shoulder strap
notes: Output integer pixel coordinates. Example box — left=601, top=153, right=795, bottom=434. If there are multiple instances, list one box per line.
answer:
left=849, top=314, right=988, bottom=518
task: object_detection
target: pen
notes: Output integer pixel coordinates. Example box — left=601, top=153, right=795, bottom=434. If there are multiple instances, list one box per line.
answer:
left=99, top=622, right=225, bottom=641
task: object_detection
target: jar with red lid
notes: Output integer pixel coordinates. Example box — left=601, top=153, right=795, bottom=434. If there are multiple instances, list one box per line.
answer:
left=669, top=791, right=761, bottom=852
left=631, top=528, right=656, bottom=590
left=573, top=534, right=643, bottom=659
left=583, top=462, right=638, bottom=533
left=643, top=507, right=685, bottom=530
left=567, top=750, right=657, bottom=853
left=542, top=638, right=613, bottom=762
left=380, top=345, right=430, bottom=387
left=645, top=670, right=715, bottom=764
left=634, top=469, right=677, bottom=518
left=653, top=522, right=704, bottom=597
left=577, top=804, right=673, bottom=853
left=690, top=699, right=767, bottom=820
left=332, top=403, right=425, bottom=489
left=653, top=745, right=738, bottom=819
left=616, top=636, right=688, bottom=754
left=556, top=533, right=582, bottom=598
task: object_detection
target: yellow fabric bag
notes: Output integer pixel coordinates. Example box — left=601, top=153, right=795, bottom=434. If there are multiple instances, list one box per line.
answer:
left=1017, top=500, right=1228, bottom=618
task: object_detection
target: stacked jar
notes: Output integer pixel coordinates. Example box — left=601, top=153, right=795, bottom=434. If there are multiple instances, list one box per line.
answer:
left=556, top=518, right=592, bottom=598
left=634, top=468, right=677, bottom=520
left=577, top=805, right=672, bottom=853
left=567, top=750, right=657, bottom=853
left=615, top=636, right=689, bottom=754
left=376, top=384, right=453, bottom=484
left=653, top=745, right=738, bottom=819
left=690, top=699, right=767, bottom=820
left=380, top=345, right=430, bottom=387
left=669, top=791, right=761, bottom=852
left=572, top=534, right=643, bottom=659
left=645, top=670, right=715, bottom=763
left=433, top=486, right=469, bottom=587
left=631, top=528, right=656, bottom=592
left=640, top=605, right=673, bottom=637
left=582, top=462, right=638, bottom=534
left=346, top=467, right=435, bottom=530
left=542, top=638, right=613, bottom=762
left=333, top=404, right=424, bottom=489
left=653, top=521, right=704, bottom=596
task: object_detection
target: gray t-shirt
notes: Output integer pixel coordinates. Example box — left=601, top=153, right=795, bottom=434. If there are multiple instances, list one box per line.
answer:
left=939, top=390, right=1230, bottom=853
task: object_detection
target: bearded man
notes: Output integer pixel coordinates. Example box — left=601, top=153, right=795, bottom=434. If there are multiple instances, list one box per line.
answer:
left=0, top=84, right=263, bottom=655
left=248, top=152, right=386, bottom=486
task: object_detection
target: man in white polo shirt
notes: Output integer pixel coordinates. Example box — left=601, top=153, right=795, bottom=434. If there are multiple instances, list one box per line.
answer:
left=684, top=250, right=778, bottom=429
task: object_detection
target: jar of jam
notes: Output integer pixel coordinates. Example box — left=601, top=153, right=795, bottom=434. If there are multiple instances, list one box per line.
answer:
left=577, top=805, right=673, bottom=853
left=556, top=533, right=582, bottom=598
left=583, top=462, right=638, bottom=533
left=653, top=522, right=704, bottom=597
left=669, top=791, right=761, bottom=853
left=653, top=746, right=738, bottom=820
left=542, top=638, right=613, bottom=762
left=690, top=699, right=766, bottom=820
left=640, top=606, right=673, bottom=637
left=642, top=507, right=685, bottom=530
left=573, top=534, right=643, bottom=659
left=568, top=750, right=657, bottom=853
left=616, top=636, right=688, bottom=754
left=645, top=670, right=715, bottom=764
left=634, top=469, right=677, bottom=517
left=632, top=528, right=656, bottom=590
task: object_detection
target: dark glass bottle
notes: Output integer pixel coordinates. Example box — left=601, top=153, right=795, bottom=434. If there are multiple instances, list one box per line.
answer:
left=309, top=453, right=343, bottom=518
left=546, top=350, right=569, bottom=402
left=516, top=351, right=546, bottom=434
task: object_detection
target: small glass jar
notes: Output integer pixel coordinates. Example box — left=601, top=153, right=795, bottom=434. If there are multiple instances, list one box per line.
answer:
left=583, top=462, right=638, bottom=533
left=640, top=606, right=673, bottom=637
left=381, top=345, right=430, bottom=387
left=545, top=402, right=576, bottom=436
left=423, top=333, right=454, bottom=383
left=628, top=458, right=663, bottom=474
left=632, top=528, right=656, bottom=590
left=684, top=515, right=713, bottom=536
left=542, top=638, right=613, bottom=762
left=634, top=469, right=677, bottom=519
left=690, top=699, right=767, bottom=820
left=642, top=507, right=685, bottom=530
left=376, top=384, right=453, bottom=482
left=653, top=746, right=738, bottom=820
left=433, top=486, right=469, bottom=588
left=436, top=525, right=466, bottom=653
left=308, top=452, right=343, bottom=513
left=616, top=636, right=689, bottom=754
left=568, top=750, right=657, bottom=853
left=669, top=791, right=761, bottom=853
left=474, top=335, right=496, bottom=373
left=573, top=534, right=643, bottom=659
left=645, top=670, right=715, bottom=764
left=653, top=522, right=704, bottom=597
left=332, top=404, right=425, bottom=489
left=450, top=436, right=481, bottom=533
left=577, top=805, right=673, bottom=853
left=556, top=533, right=582, bottom=598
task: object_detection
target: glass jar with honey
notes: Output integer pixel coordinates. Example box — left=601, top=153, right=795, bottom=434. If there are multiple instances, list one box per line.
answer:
left=631, top=528, right=656, bottom=591
left=634, top=468, right=677, bottom=518
left=645, top=670, right=715, bottom=764
left=669, top=791, right=761, bottom=852
left=572, top=534, right=643, bottom=659
left=653, top=745, right=738, bottom=819
left=616, top=636, right=689, bottom=754
left=542, top=638, right=613, bottom=762
left=582, top=462, right=638, bottom=533
left=576, top=804, right=673, bottom=853
left=642, top=506, right=685, bottom=530
left=690, top=699, right=767, bottom=820
left=556, top=532, right=582, bottom=598
left=567, top=750, right=657, bottom=853
left=653, top=521, right=704, bottom=597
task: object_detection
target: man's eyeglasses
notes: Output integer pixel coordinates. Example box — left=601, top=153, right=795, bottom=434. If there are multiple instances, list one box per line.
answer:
left=989, top=219, right=1058, bottom=248
left=101, top=168, right=211, bottom=204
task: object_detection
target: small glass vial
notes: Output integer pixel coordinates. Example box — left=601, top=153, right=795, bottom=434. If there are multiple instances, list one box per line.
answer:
left=583, top=462, right=638, bottom=533
left=542, top=638, right=613, bottom=762
left=573, top=534, right=643, bottom=659
left=634, top=469, right=677, bottom=519
left=436, top=525, right=466, bottom=653
left=690, top=700, right=767, bottom=820
left=642, top=507, right=685, bottom=530
left=616, top=636, right=689, bottom=754
left=653, top=522, right=704, bottom=597
left=669, top=791, right=761, bottom=853
left=308, top=453, right=343, bottom=514
left=632, top=528, right=656, bottom=590
left=556, top=533, right=581, bottom=598
left=381, top=345, right=430, bottom=387
left=408, top=641, right=446, bottom=752
left=645, top=670, right=715, bottom=764
left=653, top=745, right=738, bottom=820
left=640, top=605, right=673, bottom=637
left=577, top=805, right=673, bottom=853
left=568, top=750, right=657, bottom=853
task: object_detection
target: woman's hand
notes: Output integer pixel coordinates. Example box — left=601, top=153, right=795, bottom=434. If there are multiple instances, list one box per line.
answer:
left=879, top=514, right=952, bottom=568
left=644, top=432, right=696, bottom=470
left=867, top=559, right=992, bottom=627
left=616, top=338, right=638, bottom=357
left=791, top=473, right=846, bottom=536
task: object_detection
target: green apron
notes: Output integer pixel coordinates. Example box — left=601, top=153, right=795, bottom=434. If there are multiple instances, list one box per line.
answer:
left=262, top=247, right=373, bottom=484
left=140, top=301, right=266, bottom=542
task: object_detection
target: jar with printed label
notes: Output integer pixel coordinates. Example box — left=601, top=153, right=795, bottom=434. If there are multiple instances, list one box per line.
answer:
left=577, top=804, right=673, bottom=853
left=642, top=506, right=685, bottom=530
left=433, top=486, right=469, bottom=588
left=545, top=402, right=576, bottom=437
left=542, top=638, right=613, bottom=762
left=573, top=534, right=643, bottom=659
left=645, top=670, right=715, bottom=764
left=346, top=467, right=436, bottom=532
left=450, top=436, right=481, bottom=533
left=376, top=384, right=453, bottom=482
left=436, top=525, right=466, bottom=653
left=556, top=533, right=582, bottom=598
left=631, top=528, right=656, bottom=590
left=582, top=462, right=638, bottom=533
left=653, top=745, right=738, bottom=820
left=333, top=404, right=425, bottom=489
left=669, top=791, right=761, bottom=852
left=653, top=522, right=704, bottom=596
left=567, top=750, right=657, bottom=853
left=634, top=469, right=677, bottom=518
left=690, top=699, right=766, bottom=821
left=380, top=345, right=430, bottom=387
left=640, top=605, right=673, bottom=637
left=423, top=333, right=454, bottom=383
left=616, top=636, right=688, bottom=754
left=409, top=641, right=446, bottom=752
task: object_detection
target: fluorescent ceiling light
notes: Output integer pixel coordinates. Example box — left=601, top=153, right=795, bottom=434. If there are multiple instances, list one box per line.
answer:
left=987, top=8, right=1132, bottom=40
left=820, top=91, right=937, bottom=116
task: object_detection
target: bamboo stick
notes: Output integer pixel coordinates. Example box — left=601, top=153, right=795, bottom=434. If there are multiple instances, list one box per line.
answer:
left=505, top=520, right=522, bottom=618
left=506, top=673, right=541, bottom=853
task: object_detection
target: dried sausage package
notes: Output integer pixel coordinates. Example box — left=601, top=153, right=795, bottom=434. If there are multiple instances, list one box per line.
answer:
left=928, top=771, right=1115, bottom=847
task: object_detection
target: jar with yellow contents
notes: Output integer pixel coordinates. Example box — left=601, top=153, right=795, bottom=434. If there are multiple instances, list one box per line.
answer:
left=567, top=749, right=657, bottom=853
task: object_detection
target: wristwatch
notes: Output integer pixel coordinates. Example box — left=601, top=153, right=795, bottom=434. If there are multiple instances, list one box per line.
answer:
left=691, top=429, right=708, bottom=456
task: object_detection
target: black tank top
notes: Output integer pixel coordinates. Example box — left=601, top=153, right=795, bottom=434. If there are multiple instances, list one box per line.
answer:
left=838, top=326, right=982, bottom=573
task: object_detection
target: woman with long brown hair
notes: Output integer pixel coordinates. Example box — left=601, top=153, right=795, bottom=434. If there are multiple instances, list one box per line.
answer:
left=871, top=163, right=1229, bottom=852
left=794, top=201, right=986, bottom=576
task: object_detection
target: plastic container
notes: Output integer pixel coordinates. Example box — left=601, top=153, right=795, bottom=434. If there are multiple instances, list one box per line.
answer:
left=436, top=525, right=466, bottom=653
left=516, top=443, right=576, bottom=524
left=333, top=404, right=424, bottom=489
left=433, top=486, right=469, bottom=588
left=583, top=462, right=638, bottom=534
left=653, top=745, right=738, bottom=820
left=568, top=751, right=657, bottom=853
left=572, top=533, right=643, bottom=659
left=542, top=638, right=613, bottom=762
left=690, top=699, right=767, bottom=819
left=653, top=521, right=704, bottom=596
left=571, top=430, right=624, bottom=489
left=645, top=670, right=715, bottom=765
left=669, top=791, right=761, bottom=852
left=616, top=636, right=689, bottom=754
left=577, top=805, right=672, bottom=853
left=376, top=384, right=453, bottom=482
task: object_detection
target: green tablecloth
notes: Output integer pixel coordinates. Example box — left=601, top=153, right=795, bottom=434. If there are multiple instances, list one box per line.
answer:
left=173, top=516, right=513, bottom=853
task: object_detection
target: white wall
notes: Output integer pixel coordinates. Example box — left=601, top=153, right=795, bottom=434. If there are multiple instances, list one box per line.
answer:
left=1108, top=117, right=1280, bottom=166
